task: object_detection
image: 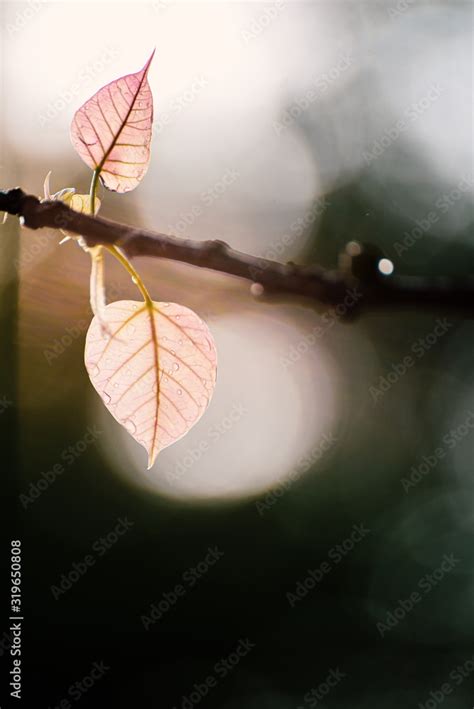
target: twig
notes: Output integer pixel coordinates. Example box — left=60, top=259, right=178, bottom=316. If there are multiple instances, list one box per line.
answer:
left=1, top=187, right=474, bottom=318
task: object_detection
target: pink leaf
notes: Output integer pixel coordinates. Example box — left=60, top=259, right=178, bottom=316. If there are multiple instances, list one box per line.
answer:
left=70, top=51, right=155, bottom=193
left=84, top=300, right=217, bottom=468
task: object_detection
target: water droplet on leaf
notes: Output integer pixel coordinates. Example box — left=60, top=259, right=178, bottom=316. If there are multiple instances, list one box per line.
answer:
left=124, top=419, right=136, bottom=434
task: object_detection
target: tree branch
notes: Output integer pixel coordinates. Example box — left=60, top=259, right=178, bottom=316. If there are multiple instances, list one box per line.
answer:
left=1, top=187, right=474, bottom=318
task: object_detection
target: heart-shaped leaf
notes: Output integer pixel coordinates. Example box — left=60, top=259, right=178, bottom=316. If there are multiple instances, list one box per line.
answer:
left=84, top=300, right=217, bottom=468
left=70, top=51, right=155, bottom=193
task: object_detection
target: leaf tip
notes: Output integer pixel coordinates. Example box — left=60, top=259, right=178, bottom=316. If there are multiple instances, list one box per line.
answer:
left=143, top=48, right=156, bottom=75
left=147, top=449, right=158, bottom=470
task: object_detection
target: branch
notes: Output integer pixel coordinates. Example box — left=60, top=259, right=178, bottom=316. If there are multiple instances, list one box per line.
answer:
left=1, top=187, right=474, bottom=318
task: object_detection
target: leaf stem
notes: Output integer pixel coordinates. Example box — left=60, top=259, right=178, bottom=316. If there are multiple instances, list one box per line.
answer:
left=89, top=168, right=100, bottom=215
left=88, top=168, right=153, bottom=306
left=106, top=244, right=153, bottom=306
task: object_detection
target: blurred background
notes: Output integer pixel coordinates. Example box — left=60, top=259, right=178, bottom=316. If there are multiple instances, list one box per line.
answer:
left=1, top=0, right=473, bottom=707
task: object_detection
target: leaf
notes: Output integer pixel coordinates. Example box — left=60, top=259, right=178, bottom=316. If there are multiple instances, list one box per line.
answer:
left=84, top=300, right=217, bottom=468
left=70, top=50, right=155, bottom=193
left=42, top=171, right=101, bottom=240
left=67, top=193, right=102, bottom=215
